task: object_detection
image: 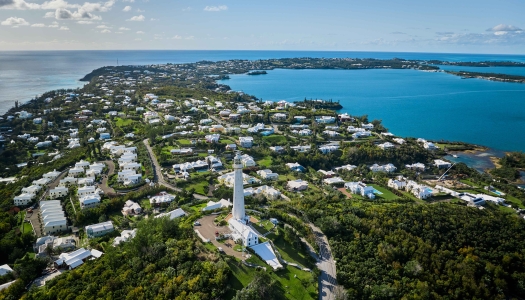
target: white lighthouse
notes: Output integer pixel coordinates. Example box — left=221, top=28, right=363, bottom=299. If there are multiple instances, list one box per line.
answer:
left=231, top=151, right=247, bottom=221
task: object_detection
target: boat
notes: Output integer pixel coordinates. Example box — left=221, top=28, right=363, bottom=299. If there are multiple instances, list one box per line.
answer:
left=452, top=154, right=458, bottom=158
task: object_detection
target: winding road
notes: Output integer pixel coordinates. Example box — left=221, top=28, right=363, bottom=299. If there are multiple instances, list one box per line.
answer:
left=142, top=139, right=208, bottom=200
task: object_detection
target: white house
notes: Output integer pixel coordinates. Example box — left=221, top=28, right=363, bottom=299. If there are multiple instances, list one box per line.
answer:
left=388, top=177, right=407, bottom=190
left=22, top=185, right=42, bottom=195
left=434, top=159, right=452, bottom=169
left=122, top=200, right=142, bottom=216
left=49, top=187, right=69, bottom=198
left=14, top=193, right=34, bottom=206
left=202, top=199, right=231, bottom=211
left=405, top=163, right=426, bottom=171
left=370, top=163, right=397, bottom=173
left=345, top=182, right=375, bottom=199
left=79, top=194, right=101, bottom=210
left=85, top=221, right=114, bottom=238
left=155, top=208, right=187, bottom=220
left=229, top=218, right=259, bottom=247
left=78, top=186, right=96, bottom=198
left=257, top=169, right=279, bottom=180
left=68, top=167, right=85, bottom=177
left=149, top=192, right=176, bottom=205
left=241, top=154, right=256, bottom=167
left=205, top=134, right=220, bottom=143
left=378, top=142, right=395, bottom=150
left=323, top=177, right=345, bottom=185
left=287, top=179, right=309, bottom=191
left=239, top=136, right=254, bottom=148
left=43, top=169, right=61, bottom=181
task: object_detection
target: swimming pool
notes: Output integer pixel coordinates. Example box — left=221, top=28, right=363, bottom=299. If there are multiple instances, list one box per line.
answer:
left=493, top=190, right=503, bottom=196
left=372, top=188, right=383, bottom=195
left=425, top=188, right=433, bottom=194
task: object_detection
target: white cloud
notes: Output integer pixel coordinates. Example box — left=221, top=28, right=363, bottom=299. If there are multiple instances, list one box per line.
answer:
left=48, top=21, right=58, bottom=27
left=1, top=16, right=29, bottom=26
left=172, top=35, right=182, bottom=39
left=118, top=26, right=129, bottom=30
left=136, top=30, right=143, bottom=34
left=134, top=38, right=141, bottom=41
left=114, top=31, right=122, bottom=34
left=0, top=0, right=40, bottom=10
left=31, top=22, right=45, bottom=27
left=54, top=8, right=101, bottom=20
left=181, top=6, right=191, bottom=11
left=96, top=24, right=109, bottom=29
left=127, top=14, right=144, bottom=21
left=150, top=17, right=157, bottom=21
left=204, top=5, right=227, bottom=12
left=185, top=35, right=194, bottom=40
left=136, top=8, right=144, bottom=12
left=43, top=11, right=54, bottom=17
left=122, top=0, right=133, bottom=2
left=100, top=28, right=110, bottom=33
left=487, top=24, right=522, bottom=32
left=58, top=25, right=69, bottom=30
left=77, top=20, right=92, bottom=24
left=122, top=5, right=131, bottom=12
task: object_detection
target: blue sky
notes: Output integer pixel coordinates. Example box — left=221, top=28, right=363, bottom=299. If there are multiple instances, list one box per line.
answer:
left=1, top=0, right=525, bottom=53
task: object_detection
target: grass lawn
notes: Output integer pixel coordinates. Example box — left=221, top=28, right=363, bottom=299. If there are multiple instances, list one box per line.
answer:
left=189, top=202, right=207, bottom=213
left=272, top=235, right=313, bottom=268
left=228, top=258, right=317, bottom=300
left=257, top=156, right=273, bottom=167
left=505, top=195, right=525, bottom=209
left=21, top=222, right=33, bottom=234
left=140, top=199, right=152, bottom=209
left=499, top=205, right=516, bottom=214
left=251, top=223, right=269, bottom=235
left=262, top=135, right=288, bottom=145
left=369, top=184, right=399, bottom=200
left=176, top=139, right=192, bottom=146
left=260, top=220, right=276, bottom=231
left=115, top=117, right=133, bottom=127
left=186, top=180, right=209, bottom=195
left=460, top=179, right=479, bottom=188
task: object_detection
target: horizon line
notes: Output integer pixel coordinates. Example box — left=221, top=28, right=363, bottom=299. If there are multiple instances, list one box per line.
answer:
left=0, top=49, right=525, bottom=56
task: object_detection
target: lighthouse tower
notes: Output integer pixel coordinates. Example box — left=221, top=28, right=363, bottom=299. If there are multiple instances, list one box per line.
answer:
left=231, top=151, right=247, bottom=221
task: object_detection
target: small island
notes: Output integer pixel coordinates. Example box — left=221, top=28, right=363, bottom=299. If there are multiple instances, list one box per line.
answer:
left=446, top=70, right=525, bottom=84
left=247, top=71, right=267, bottom=75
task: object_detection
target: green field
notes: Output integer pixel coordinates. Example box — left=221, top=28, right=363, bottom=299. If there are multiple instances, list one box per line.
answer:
left=257, top=156, right=273, bottom=167
left=186, top=180, right=209, bottom=195
left=115, top=117, right=133, bottom=127
left=369, top=184, right=400, bottom=200
left=262, top=135, right=288, bottom=145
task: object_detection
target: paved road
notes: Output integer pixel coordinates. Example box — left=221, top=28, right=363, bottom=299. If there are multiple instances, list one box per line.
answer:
left=98, top=160, right=116, bottom=195
left=310, top=222, right=338, bottom=300
left=142, top=139, right=208, bottom=200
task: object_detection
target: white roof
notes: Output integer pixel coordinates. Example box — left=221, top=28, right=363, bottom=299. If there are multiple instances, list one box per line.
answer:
left=85, top=221, right=114, bottom=234
left=155, top=208, right=187, bottom=220
left=0, top=264, right=13, bottom=276
left=249, top=242, right=283, bottom=270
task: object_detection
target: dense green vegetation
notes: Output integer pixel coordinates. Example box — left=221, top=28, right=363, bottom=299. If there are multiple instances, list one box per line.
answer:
left=15, top=217, right=230, bottom=300
left=285, top=193, right=525, bottom=299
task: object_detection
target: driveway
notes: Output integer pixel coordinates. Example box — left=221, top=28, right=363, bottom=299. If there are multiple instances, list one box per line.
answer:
left=27, top=207, right=42, bottom=237
left=195, top=215, right=246, bottom=259
left=98, top=160, right=116, bottom=195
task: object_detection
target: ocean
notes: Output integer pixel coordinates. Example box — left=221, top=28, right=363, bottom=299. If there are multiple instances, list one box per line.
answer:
left=2, top=50, right=525, bottom=151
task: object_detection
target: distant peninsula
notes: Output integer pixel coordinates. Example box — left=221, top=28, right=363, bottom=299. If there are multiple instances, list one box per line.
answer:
left=446, top=70, right=525, bottom=84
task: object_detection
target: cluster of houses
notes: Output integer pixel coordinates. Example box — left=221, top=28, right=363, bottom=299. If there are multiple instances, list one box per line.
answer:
left=48, top=160, right=105, bottom=209
left=104, top=142, right=143, bottom=186
left=14, top=169, right=61, bottom=206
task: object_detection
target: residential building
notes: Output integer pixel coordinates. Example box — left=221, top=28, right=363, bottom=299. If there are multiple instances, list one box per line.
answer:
left=257, top=169, right=279, bottom=180
left=239, top=136, right=254, bottom=148
left=202, top=199, right=231, bottom=211
left=287, top=179, right=309, bottom=191
left=49, top=187, right=69, bottom=198
left=122, top=200, right=142, bottom=216
left=345, top=182, right=375, bottom=199
left=85, top=221, right=114, bottom=238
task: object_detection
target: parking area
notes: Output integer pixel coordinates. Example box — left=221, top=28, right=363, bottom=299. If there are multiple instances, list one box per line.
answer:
left=26, top=207, right=41, bottom=237
left=195, top=214, right=246, bottom=259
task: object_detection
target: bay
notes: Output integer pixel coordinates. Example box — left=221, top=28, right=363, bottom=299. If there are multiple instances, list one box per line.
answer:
left=2, top=50, right=525, bottom=116
left=219, top=68, right=525, bottom=151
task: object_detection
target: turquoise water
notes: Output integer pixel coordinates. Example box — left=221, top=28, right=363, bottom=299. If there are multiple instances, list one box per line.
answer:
left=373, top=188, right=383, bottom=195
left=220, top=68, right=525, bottom=151
left=2, top=50, right=525, bottom=115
